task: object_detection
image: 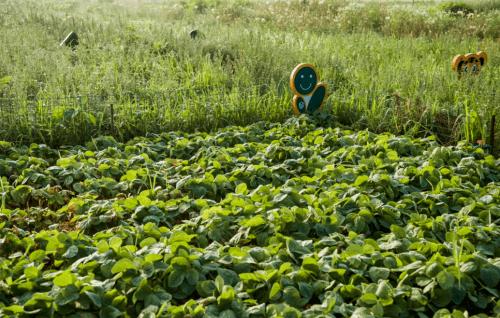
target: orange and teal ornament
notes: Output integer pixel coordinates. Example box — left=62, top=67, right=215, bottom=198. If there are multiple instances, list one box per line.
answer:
left=290, top=63, right=327, bottom=115
left=451, top=51, right=488, bottom=78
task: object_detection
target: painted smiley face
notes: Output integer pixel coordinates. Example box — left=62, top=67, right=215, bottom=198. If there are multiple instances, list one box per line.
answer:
left=452, top=52, right=487, bottom=77
left=293, top=66, right=317, bottom=95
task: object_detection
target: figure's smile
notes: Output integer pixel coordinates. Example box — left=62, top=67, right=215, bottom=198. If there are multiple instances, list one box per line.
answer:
left=299, top=83, right=312, bottom=91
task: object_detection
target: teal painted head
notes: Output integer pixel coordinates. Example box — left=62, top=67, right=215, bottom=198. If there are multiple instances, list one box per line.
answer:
left=293, top=66, right=317, bottom=95
left=290, top=64, right=319, bottom=96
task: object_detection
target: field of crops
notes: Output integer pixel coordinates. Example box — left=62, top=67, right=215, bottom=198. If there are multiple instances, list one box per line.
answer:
left=1, top=0, right=500, bottom=317
left=0, top=116, right=499, bottom=317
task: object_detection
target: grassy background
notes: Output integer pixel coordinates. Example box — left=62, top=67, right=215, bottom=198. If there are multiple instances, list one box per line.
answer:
left=0, top=0, right=499, bottom=147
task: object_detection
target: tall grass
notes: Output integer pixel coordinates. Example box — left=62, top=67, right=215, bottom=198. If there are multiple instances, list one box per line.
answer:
left=0, top=0, right=498, bottom=146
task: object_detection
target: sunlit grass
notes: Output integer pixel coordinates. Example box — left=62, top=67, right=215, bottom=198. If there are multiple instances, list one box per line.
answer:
left=0, top=0, right=498, bottom=146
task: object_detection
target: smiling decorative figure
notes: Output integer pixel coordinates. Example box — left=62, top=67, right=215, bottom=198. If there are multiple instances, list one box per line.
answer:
left=452, top=51, right=488, bottom=78
left=290, top=64, right=327, bottom=115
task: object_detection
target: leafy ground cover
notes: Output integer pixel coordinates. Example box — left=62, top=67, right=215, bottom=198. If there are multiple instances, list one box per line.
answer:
left=0, top=116, right=499, bottom=317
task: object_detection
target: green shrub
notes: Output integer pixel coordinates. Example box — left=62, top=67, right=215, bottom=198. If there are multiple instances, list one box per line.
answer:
left=439, top=1, right=475, bottom=15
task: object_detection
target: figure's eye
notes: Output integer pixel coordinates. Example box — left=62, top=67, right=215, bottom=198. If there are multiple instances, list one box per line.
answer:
left=309, top=74, right=313, bottom=78
left=300, top=75, right=304, bottom=79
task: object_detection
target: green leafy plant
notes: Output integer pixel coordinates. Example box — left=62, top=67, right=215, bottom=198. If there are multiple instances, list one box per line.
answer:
left=0, top=117, right=498, bottom=317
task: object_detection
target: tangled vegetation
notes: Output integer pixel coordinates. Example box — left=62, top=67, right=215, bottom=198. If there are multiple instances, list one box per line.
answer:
left=0, top=117, right=498, bottom=317
left=0, top=1, right=499, bottom=317
left=0, top=0, right=498, bottom=145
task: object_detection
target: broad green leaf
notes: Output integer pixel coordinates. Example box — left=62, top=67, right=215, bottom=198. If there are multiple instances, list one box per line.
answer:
left=55, top=285, right=79, bottom=306
left=24, top=292, right=53, bottom=307
left=215, top=275, right=224, bottom=292
left=169, top=231, right=196, bottom=243
left=196, top=280, right=216, bottom=298
left=359, top=293, right=377, bottom=305
left=29, top=250, right=46, bottom=262
left=24, top=266, right=39, bottom=280
left=432, top=288, right=452, bottom=307
left=269, top=282, right=281, bottom=300
left=283, top=286, right=301, bottom=306
left=109, top=237, right=123, bottom=251
left=3, top=305, right=24, bottom=313
left=53, top=271, right=76, bottom=287
left=369, top=266, right=390, bottom=281
left=111, top=258, right=137, bottom=274
left=240, top=215, right=266, bottom=228
left=235, top=183, right=248, bottom=194
left=145, top=254, right=163, bottom=263
left=171, top=256, right=190, bottom=268
left=63, top=245, right=79, bottom=258
left=354, top=175, right=369, bottom=186
left=140, top=237, right=157, bottom=248
left=219, top=309, right=237, bottom=318
left=168, top=270, right=184, bottom=288
left=479, top=195, right=493, bottom=204
left=217, top=285, right=235, bottom=307
left=97, top=240, right=110, bottom=253
left=376, top=280, right=393, bottom=299
left=314, top=136, right=324, bottom=145
left=480, top=266, right=500, bottom=288
left=342, top=244, right=363, bottom=257
left=85, top=291, right=102, bottom=308
left=436, top=271, right=455, bottom=290
left=302, top=257, right=319, bottom=273
left=186, top=269, right=200, bottom=285
left=298, top=282, right=313, bottom=299
left=11, top=185, right=32, bottom=204
left=286, top=238, right=311, bottom=256
left=99, top=305, right=123, bottom=318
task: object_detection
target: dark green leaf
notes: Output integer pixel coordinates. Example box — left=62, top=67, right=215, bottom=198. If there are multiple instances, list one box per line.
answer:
left=168, top=270, right=184, bottom=288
